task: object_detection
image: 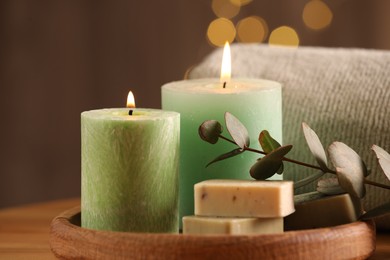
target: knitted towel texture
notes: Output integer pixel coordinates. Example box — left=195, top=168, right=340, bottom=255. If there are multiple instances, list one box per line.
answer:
left=189, top=44, right=390, bottom=229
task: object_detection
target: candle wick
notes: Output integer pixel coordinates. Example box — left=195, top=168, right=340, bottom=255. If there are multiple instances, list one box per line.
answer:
left=129, top=110, right=133, bottom=116
left=223, top=82, right=226, bottom=88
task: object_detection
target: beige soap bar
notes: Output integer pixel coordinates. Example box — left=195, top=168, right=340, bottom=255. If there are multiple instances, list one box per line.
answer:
left=284, top=192, right=362, bottom=230
left=183, top=216, right=283, bottom=235
left=194, top=179, right=294, bottom=217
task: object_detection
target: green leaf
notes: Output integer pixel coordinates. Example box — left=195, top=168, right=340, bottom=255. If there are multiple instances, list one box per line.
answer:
left=206, top=148, right=244, bottom=167
left=294, top=171, right=325, bottom=190
left=275, top=164, right=284, bottom=175
left=360, top=202, right=390, bottom=220
left=372, top=145, right=390, bottom=181
left=250, top=145, right=292, bottom=180
left=259, top=130, right=281, bottom=152
left=198, top=120, right=223, bottom=144
left=259, top=130, right=284, bottom=174
left=316, top=177, right=345, bottom=195
left=328, top=141, right=367, bottom=199
left=225, top=112, right=249, bottom=150
left=302, top=122, right=329, bottom=172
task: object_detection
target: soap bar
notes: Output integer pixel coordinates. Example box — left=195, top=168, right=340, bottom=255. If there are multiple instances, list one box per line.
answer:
left=284, top=192, right=362, bottom=230
left=183, top=216, right=283, bottom=235
left=194, top=179, right=294, bottom=217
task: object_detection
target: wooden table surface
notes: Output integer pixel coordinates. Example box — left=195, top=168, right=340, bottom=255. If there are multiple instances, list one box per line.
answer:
left=0, top=198, right=389, bottom=259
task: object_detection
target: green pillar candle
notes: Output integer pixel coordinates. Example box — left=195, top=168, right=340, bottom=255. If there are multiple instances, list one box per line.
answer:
left=81, top=108, right=180, bottom=233
left=161, top=78, right=282, bottom=228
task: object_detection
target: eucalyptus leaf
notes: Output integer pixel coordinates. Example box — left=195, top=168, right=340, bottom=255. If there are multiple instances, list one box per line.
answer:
left=225, top=112, right=249, bottom=150
left=206, top=148, right=244, bottom=167
left=294, top=171, right=325, bottom=190
left=365, top=167, right=372, bottom=177
left=302, top=122, right=329, bottom=172
left=316, top=177, right=345, bottom=195
left=360, top=202, right=390, bottom=220
left=198, top=120, right=223, bottom=144
left=250, top=145, right=292, bottom=180
left=259, top=130, right=284, bottom=174
left=259, top=130, right=281, bottom=152
left=372, top=145, right=390, bottom=181
left=275, top=164, right=284, bottom=175
left=328, top=142, right=367, bottom=198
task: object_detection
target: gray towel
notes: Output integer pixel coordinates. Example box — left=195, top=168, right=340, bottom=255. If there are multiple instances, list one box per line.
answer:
left=189, top=44, right=390, bottom=229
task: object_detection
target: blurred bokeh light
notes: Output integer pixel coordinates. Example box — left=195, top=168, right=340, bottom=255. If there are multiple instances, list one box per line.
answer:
left=236, top=16, right=268, bottom=43
left=207, top=18, right=236, bottom=46
left=269, top=26, right=300, bottom=47
left=303, top=0, right=333, bottom=30
left=207, top=0, right=336, bottom=48
left=230, top=0, right=253, bottom=7
left=212, top=0, right=241, bottom=19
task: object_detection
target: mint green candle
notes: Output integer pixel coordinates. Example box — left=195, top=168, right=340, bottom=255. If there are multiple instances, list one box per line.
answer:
left=161, top=78, right=282, bottom=228
left=81, top=108, right=180, bottom=233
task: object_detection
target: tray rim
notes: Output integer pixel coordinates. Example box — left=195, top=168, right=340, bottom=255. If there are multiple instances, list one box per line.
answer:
left=50, top=206, right=376, bottom=259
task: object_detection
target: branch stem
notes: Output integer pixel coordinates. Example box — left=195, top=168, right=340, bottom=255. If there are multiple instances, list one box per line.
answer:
left=245, top=147, right=330, bottom=172
left=219, top=135, right=238, bottom=146
left=219, top=134, right=335, bottom=173
left=364, top=179, right=390, bottom=190
left=217, top=131, right=390, bottom=193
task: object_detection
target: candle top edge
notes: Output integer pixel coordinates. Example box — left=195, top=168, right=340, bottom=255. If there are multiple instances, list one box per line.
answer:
left=161, top=78, right=281, bottom=93
left=81, top=108, right=179, bottom=120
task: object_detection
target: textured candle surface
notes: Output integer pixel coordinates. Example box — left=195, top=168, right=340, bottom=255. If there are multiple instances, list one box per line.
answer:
left=285, top=192, right=362, bottom=230
left=195, top=179, right=294, bottom=218
left=81, top=108, right=180, bottom=233
left=161, top=78, right=282, bottom=226
left=183, top=216, right=283, bottom=235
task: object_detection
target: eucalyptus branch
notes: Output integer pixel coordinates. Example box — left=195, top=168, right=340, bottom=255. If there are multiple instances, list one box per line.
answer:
left=199, top=112, right=390, bottom=201
left=220, top=134, right=332, bottom=173
left=222, top=134, right=390, bottom=191
left=223, top=132, right=390, bottom=191
left=198, top=112, right=390, bottom=220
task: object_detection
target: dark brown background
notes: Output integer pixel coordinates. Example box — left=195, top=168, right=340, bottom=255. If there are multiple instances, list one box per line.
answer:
left=1, top=0, right=390, bottom=208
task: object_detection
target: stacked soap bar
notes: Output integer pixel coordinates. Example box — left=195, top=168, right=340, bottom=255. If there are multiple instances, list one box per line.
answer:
left=183, top=216, right=283, bottom=235
left=284, top=191, right=362, bottom=230
left=183, top=179, right=295, bottom=235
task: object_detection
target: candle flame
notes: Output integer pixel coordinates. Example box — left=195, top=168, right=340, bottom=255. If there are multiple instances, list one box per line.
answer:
left=126, top=91, right=136, bottom=108
left=220, top=41, right=231, bottom=83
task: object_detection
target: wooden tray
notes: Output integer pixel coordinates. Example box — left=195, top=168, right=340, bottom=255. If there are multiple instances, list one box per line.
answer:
left=50, top=206, right=376, bottom=259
